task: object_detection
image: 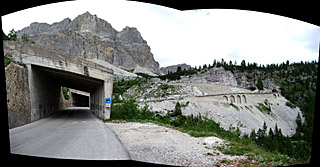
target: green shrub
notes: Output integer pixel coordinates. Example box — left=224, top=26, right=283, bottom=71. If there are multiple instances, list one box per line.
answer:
left=257, top=77, right=264, bottom=90
left=255, top=102, right=271, bottom=115
left=113, top=78, right=142, bottom=95
left=4, top=53, right=13, bottom=66
left=285, top=101, right=296, bottom=109
left=110, top=99, right=154, bottom=121
left=157, top=67, right=197, bottom=81
left=61, top=87, right=70, bottom=100
left=110, top=99, right=138, bottom=120
left=230, top=103, right=239, bottom=111
left=21, top=33, right=36, bottom=44
left=4, top=29, right=17, bottom=41
left=112, top=78, right=143, bottom=103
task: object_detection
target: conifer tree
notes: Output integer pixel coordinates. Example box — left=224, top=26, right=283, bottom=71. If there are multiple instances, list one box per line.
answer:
left=213, top=59, right=217, bottom=67
left=176, top=66, right=182, bottom=72
left=293, top=113, right=303, bottom=140
left=257, top=77, right=264, bottom=90
left=267, top=127, right=274, bottom=150
left=250, top=129, right=256, bottom=141
left=241, top=60, right=246, bottom=71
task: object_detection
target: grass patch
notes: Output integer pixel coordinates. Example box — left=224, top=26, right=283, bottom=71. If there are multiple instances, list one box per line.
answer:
left=221, top=158, right=232, bottom=163
left=216, top=141, right=262, bottom=156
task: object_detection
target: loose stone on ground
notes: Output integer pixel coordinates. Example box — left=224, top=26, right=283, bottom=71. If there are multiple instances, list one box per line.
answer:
left=106, top=122, right=247, bottom=166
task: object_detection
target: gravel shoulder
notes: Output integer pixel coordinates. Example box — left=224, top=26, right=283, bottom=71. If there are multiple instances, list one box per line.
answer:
left=105, top=122, right=247, bottom=166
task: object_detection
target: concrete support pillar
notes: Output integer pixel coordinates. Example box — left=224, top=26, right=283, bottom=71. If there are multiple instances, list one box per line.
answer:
left=90, top=92, right=94, bottom=113
left=103, top=77, right=113, bottom=120
left=90, top=83, right=106, bottom=119
left=92, top=87, right=101, bottom=117
left=98, top=85, right=104, bottom=119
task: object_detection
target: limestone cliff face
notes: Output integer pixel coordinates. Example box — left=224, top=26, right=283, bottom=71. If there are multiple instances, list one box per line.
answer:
left=17, top=12, right=160, bottom=73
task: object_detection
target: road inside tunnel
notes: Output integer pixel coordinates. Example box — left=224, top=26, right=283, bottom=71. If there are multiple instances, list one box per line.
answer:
left=9, top=107, right=130, bottom=160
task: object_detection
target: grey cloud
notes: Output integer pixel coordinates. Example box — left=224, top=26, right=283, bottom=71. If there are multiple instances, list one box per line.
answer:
left=302, top=27, right=320, bottom=53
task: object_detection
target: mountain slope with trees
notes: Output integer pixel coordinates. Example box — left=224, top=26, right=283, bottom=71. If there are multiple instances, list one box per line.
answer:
left=113, top=58, right=317, bottom=163
left=190, top=59, right=317, bottom=162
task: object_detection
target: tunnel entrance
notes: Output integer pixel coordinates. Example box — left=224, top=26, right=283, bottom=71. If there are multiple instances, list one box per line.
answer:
left=70, top=91, right=90, bottom=107
left=61, top=87, right=90, bottom=108
left=29, top=64, right=107, bottom=121
left=4, top=40, right=114, bottom=128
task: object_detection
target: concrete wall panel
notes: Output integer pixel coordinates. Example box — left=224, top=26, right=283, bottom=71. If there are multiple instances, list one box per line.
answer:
left=29, top=65, right=61, bottom=121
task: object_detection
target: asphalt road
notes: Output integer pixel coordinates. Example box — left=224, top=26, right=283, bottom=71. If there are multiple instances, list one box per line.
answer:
left=9, top=107, right=131, bottom=160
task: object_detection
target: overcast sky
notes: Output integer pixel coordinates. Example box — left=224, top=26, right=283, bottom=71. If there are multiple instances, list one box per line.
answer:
left=2, top=0, right=320, bottom=67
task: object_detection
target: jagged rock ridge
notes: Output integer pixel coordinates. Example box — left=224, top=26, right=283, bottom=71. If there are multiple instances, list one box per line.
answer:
left=17, top=11, right=160, bottom=73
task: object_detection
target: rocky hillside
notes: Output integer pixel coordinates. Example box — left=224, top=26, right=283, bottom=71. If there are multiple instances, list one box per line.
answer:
left=16, top=12, right=160, bottom=73
left=160, top=63, right=191, bottom=75
left=174, top=66, right=238, bottom=87
left=112, top=59, right=316, bottom=162
left=123, top=81, right=303, bottom=137
left=119, top=60, right=318, bottom=136
left=154, top=62, right=295, bottom=93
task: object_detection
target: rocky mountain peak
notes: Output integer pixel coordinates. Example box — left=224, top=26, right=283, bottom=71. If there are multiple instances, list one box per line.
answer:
left=16, top=12, right=160, bottom=74
left=66, top=11, right=118, bottom=38
left=117, top=26, right=146, bottom=44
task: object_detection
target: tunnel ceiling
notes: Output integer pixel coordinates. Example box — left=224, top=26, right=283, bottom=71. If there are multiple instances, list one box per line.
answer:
left=32, top=65, right=104, bottom=93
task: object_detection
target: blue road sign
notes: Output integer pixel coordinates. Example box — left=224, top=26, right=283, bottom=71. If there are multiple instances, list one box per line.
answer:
left=105, top=98, right=111, bottom=104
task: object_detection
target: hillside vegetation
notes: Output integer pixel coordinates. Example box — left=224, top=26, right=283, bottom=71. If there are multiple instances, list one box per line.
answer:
left=110, top=59, right=317, bottom=165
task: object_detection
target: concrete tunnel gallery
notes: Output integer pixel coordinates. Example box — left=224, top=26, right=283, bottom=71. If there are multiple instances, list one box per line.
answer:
left=30, top=64, right=103, bottom=120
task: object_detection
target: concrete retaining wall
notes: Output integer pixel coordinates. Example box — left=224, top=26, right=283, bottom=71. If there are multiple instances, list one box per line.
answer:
left=5, top=62, right=31, bottom=129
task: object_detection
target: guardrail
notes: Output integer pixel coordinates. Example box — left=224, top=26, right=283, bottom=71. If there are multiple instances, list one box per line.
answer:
left=195, top=92, right=276, bottom=98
